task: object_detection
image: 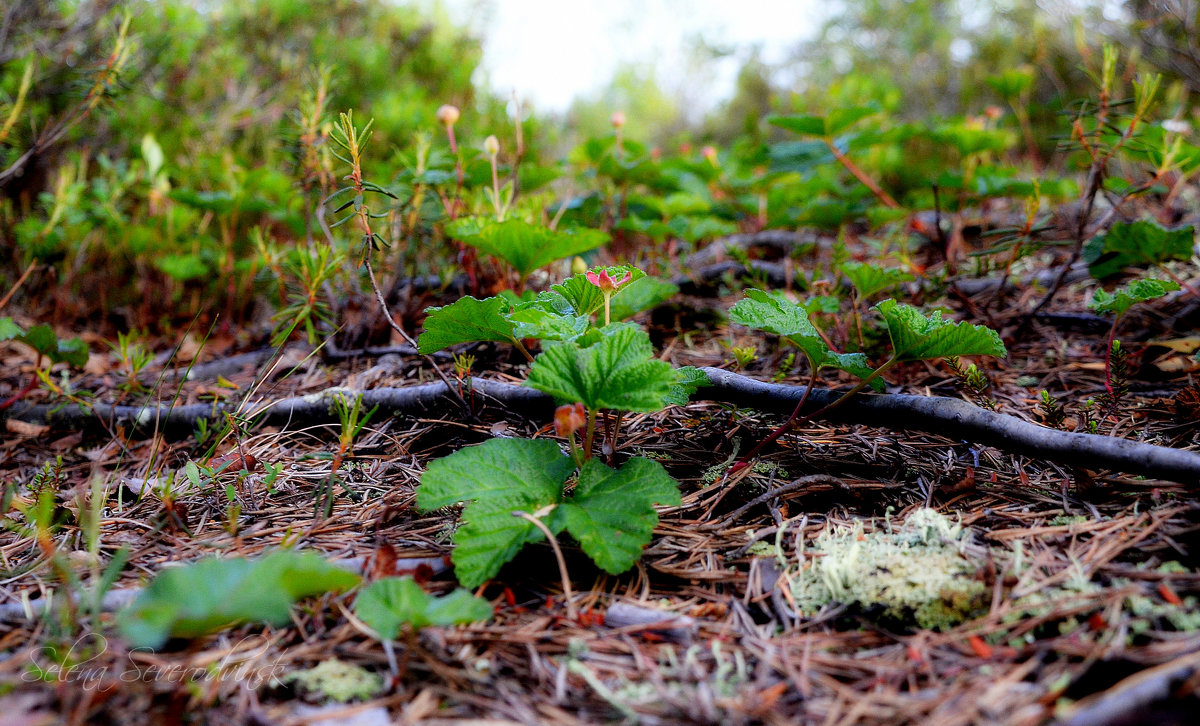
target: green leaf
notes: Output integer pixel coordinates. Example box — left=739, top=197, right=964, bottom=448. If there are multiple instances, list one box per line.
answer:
left=355, top=576, right=492, bottom=639
left=558, top=457, right=681, bottom=575
left=873, top=299, right=1007, bottom=362
left=52, top=337, right=89, bottom=368
left=550, top=274, right=605, bottom=317
left=664, top=366, right=710, bottom=407
left=445, top=218, right=609, bottom=278
left=19, top=325, right=58, bottom=358
left=729, top=289, right=883, bottom=389
left=155, top=253, right=211, bottom=282
left=768, top=114, right=828, bottom=137
left=14, top=325, right=88, bottom=367
left=826, top=105, right=880, bottom=136
left=418, top=296, right=516, bottom=354
left=507, top=307, right=591, bottom=342
left=1088, top=277, right=1181, bottom=318
left=768, top=106, right=878, bottom=138
left=1082, top=220, right=1194, bottom=279
left=117, top=551, right=360, bottom=648
left=729, top=289, right=822, bottom=361
left=0, top=317, right=22, bottom=341
left=525, top=326, right=677, bottom=412
left=549, top=267, right=647, bottom=319
left=417, top=438, right=574, bottom=588
left=609, top=276, right=678, bottom=321
left=840, top=261, right=914, bottom=300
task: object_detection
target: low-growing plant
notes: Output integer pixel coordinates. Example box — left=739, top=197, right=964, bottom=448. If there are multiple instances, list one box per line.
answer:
left=117, top=550, right=361, bottom=649
left=1088, top=275, right=1181, bottom=416
left=414, top=266, right=704, bottom=588
left=729, top=291, right=1007, bottom=468
left=0, top=317, right=89, bottom=410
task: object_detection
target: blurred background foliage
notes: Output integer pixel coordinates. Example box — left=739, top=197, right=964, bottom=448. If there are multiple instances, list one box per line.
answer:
left=1, top=0, right=1197, bottom=337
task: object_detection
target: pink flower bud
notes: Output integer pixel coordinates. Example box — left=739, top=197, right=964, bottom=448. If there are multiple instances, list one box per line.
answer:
left=436, top=104, right=460, bottom=126
left=701, top=145, right=718, bottom=163
left=585, top=268, right=634, bottom=292
left=610, top=111, right=626, bottom=129
left=554, top=403, right=587, bottom=437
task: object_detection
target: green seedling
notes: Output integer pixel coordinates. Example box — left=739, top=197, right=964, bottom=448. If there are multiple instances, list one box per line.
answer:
left=355, top=576, right=492, bottom=639
left=730, top=294, right=1006, bottom=470
left=0, top=317, right=88, bottom=410
left=418, top=438, right=680, bottom=587
left=1089, top=276, right=1180, bottom=404
left=444, top=217, right=609, bottom=295
left=117, top=550, right=360, bottom=649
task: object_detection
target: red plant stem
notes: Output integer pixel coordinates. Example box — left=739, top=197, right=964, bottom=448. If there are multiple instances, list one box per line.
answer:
left=0, top=376, right=38, bottom=411
left=583, top=408, right=598, bottom=460
left=732, top=367, right=820, bottom=471
left=826, top=141, right=900, bottom=209
left=0, top=259, right=37, bottom=312
left=1104, top=321, right=1117, bottom=395
left=732, top=359, right=897, bottom=472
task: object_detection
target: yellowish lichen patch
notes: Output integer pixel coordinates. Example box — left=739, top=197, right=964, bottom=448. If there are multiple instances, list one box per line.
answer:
left=287, top=659, right=383, bottom=703
left=788, top=508, right=988, bottom=630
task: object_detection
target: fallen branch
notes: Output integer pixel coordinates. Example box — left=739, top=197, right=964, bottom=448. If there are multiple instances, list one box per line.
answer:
left=6, top=370, right=1199, bottom=483
left=4, top=378, right=555, bottom=437
left=672, top=260, right=789, bottom=294
left=1054, top=650, right=1200, bottom=726
left=683, top=229, right=817, bottom=269
left=697, top=368, right=1200, bottom=484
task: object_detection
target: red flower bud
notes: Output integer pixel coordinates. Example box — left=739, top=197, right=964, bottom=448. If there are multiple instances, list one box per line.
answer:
left=554, top=403, right=586, bottom=437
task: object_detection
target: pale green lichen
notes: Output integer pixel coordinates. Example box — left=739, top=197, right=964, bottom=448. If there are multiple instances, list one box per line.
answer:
left=287, top=659, right=383, bottom=703
left=788, top=508, right=987, bottom=630
left=1047, top=514, right=1090, bottom=526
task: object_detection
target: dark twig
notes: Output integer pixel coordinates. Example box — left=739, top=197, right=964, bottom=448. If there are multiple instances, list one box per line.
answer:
left=8, top=370, right=1200, bottom=483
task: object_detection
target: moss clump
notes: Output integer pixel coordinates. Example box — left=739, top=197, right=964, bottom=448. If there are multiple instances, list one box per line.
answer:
left=789, top=508, right=987, bottom=630
left=287, top=659, right=383, bottom=703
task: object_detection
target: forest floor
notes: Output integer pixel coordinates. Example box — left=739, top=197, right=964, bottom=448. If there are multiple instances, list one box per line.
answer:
left=2, top=234, right=1200, bottom=725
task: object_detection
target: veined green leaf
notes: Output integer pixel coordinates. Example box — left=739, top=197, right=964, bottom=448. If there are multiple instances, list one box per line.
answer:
left=117, top=550, right=360, bottom=648
left=550, top=266, right=647, bottom=319
left=664, top=366, right=710, bottom=407
left=874, top=299, right=1007, bottom=362
left=730, top=289, right=882, bottom=389
left=1089, top=277, right=1180, bottom=318
left=840, top=261, right=914, bottom=299
left=557, top=457, right=681, bottom=575
left=418, top=296, right=516, bottom=354
left=445, top=217, right=609, bottom=277
left=609, top=276, right=678, bottom=321
left=729, top=289, right=822, bottom=360
left=768, top=114, right=829, bottom=137
left=525, top=326, right=677, bottom=412
left=0, top=317, right=22, bottom=341
left=549, top=274, right=605, bottom=317
left=507, top=307, right=591, bottom=342
left=1082, top=219, right=1194, bottom=280
left=355, top=576, right=492, bottom=639
left=417, top=438, right=574, bottom=588
left=17, top=324, right=89, bottom=367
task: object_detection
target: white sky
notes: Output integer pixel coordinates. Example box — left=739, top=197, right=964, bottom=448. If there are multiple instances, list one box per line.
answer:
left=439, top=0, right=824, bottom=114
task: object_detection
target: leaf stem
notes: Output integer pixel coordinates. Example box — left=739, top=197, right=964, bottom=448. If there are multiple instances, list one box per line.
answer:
left=512, top=508, right=577, bottom=621
left=583, top=407, right=598, bottom=461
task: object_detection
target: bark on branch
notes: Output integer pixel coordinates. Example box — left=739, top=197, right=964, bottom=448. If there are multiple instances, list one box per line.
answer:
left=6, top=369, right=1199, bottom=483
